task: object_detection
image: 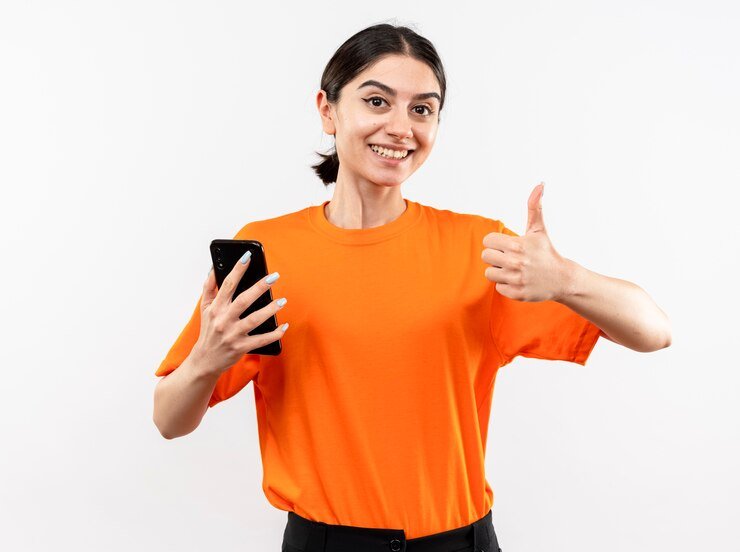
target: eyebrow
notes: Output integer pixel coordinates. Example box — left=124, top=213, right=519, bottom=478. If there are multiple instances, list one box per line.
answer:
left=356, top=79, right=441, bottom=103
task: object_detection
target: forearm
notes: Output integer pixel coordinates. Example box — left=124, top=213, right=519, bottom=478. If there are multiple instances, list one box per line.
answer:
left=153, top=349, right=221, bottom=439
left=557, top=258, right=672, bottom=352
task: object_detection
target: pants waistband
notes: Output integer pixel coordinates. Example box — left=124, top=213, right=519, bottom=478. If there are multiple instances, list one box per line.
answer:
left=282, top=509, right=501, bottom=552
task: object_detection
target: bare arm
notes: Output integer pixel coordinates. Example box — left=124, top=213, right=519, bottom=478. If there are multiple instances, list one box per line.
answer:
left=558, top=258, right=672, bottom=352
left=153, top=254, right=287, bottom=439
left=153, top=347, right=220, bottom=440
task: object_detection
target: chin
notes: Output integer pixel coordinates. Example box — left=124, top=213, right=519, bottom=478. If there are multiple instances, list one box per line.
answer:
left=369, top=176, right=405, bottom=187
left=367, top=167, right=413, bottom=187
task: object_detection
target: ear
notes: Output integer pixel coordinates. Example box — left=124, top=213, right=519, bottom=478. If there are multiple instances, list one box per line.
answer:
left=316, top=90, right=336, bottom=136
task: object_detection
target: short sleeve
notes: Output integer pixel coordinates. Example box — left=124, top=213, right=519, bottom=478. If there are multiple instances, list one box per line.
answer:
left=488, top=220, right=601, bottom=367
left=154, top=223, right=261, bottom=408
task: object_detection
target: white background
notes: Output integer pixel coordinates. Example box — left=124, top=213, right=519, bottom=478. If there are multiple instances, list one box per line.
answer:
left=1, top=1, right=738, bottom=551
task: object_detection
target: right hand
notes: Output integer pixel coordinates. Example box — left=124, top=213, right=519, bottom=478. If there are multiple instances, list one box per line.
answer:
left=193, top=252, right=288, bottom=376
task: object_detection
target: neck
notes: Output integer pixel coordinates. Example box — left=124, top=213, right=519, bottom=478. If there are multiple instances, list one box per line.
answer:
left=324, top=170, right=406, bottom=229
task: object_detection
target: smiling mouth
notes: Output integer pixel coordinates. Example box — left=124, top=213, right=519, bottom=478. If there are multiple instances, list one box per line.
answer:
left=368, top=144, right=415, bottom=160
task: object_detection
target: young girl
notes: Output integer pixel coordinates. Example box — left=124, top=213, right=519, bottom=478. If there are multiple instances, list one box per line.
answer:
left=154, top=23, right=671, bottom=552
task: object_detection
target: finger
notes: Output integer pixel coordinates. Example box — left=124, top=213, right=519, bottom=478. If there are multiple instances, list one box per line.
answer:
left=201, top=266, right=218, bottom=312
left=239, top=320, right=289, bottom=354
left=481, top=248, right=513, bottom=270
left=235, top=295, right=287, bottom=336
left=485, top=265, right=515, bottom=286
left=482, top=231, right=520, bottom=253
left=525, top=182, right=546, bottom=235
left=228, top=270, right=281, bottom=322
left=212, top=249, right=252, bottom=311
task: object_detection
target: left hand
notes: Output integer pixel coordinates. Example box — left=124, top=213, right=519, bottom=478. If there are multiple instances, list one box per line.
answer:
left=481, top=182, right=571, bottom=302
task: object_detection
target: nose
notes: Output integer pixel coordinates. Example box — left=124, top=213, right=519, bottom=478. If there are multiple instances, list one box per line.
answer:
left=384, top=108, right=413, bottom=141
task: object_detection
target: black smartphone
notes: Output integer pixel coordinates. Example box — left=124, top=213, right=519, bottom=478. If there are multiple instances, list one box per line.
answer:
left=209, top=239, right=282, bottom=356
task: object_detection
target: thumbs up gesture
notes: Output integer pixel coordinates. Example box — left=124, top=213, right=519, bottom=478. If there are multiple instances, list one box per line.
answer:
left=481, top=183, right=571, bottom=302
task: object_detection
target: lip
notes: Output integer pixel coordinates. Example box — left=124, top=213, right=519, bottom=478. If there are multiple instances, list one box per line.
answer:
left=368, top=144, right=414, bottom=165
left=369, top=143, right=415, bottom=153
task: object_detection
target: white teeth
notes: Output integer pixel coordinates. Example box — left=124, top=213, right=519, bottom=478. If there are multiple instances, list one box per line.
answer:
left=370, top=144, right=409, bottom=159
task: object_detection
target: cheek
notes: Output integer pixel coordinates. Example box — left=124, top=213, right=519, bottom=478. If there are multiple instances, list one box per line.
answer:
left=413, top=138, right=433, bottom=156
left=343, top=118, right=377, bottom=143
left=361, top=119, right=380, bottom=133
left=420, top=127, right=438, bottom=146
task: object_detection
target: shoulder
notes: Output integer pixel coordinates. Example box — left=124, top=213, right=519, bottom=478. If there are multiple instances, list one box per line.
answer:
left=417, top=201, right=510, bottom=235
left=232, top=205, right=310, bottom=239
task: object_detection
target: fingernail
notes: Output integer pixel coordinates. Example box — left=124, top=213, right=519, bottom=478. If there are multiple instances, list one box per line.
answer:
left=266, top=272, right=280, bottom=285
left=240, top=250, right=252, bottom=264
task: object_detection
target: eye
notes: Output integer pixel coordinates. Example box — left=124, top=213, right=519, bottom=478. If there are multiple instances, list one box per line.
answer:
left=364, top=96, right=436, bottom=117
left=364, top=96, right=389, bottom=108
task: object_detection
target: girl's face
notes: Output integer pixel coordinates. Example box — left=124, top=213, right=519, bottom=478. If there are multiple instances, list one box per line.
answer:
left=317, top=54, right=442, bottom=188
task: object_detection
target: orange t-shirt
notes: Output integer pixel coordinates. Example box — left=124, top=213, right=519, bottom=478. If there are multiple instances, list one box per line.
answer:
left=155, top=198, right=601, bottom=539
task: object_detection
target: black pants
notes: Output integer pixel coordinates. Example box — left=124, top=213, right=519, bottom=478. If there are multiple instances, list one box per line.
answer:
left=282, top=509, right=501, bottom=552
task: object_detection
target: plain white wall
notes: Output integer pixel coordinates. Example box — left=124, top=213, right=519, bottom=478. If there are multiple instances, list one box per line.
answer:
left=1, top=1, right=738, bottom=550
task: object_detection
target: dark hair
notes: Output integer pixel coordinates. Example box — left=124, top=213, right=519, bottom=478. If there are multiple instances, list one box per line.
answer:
left=311, top=23, right=447, bottom=186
